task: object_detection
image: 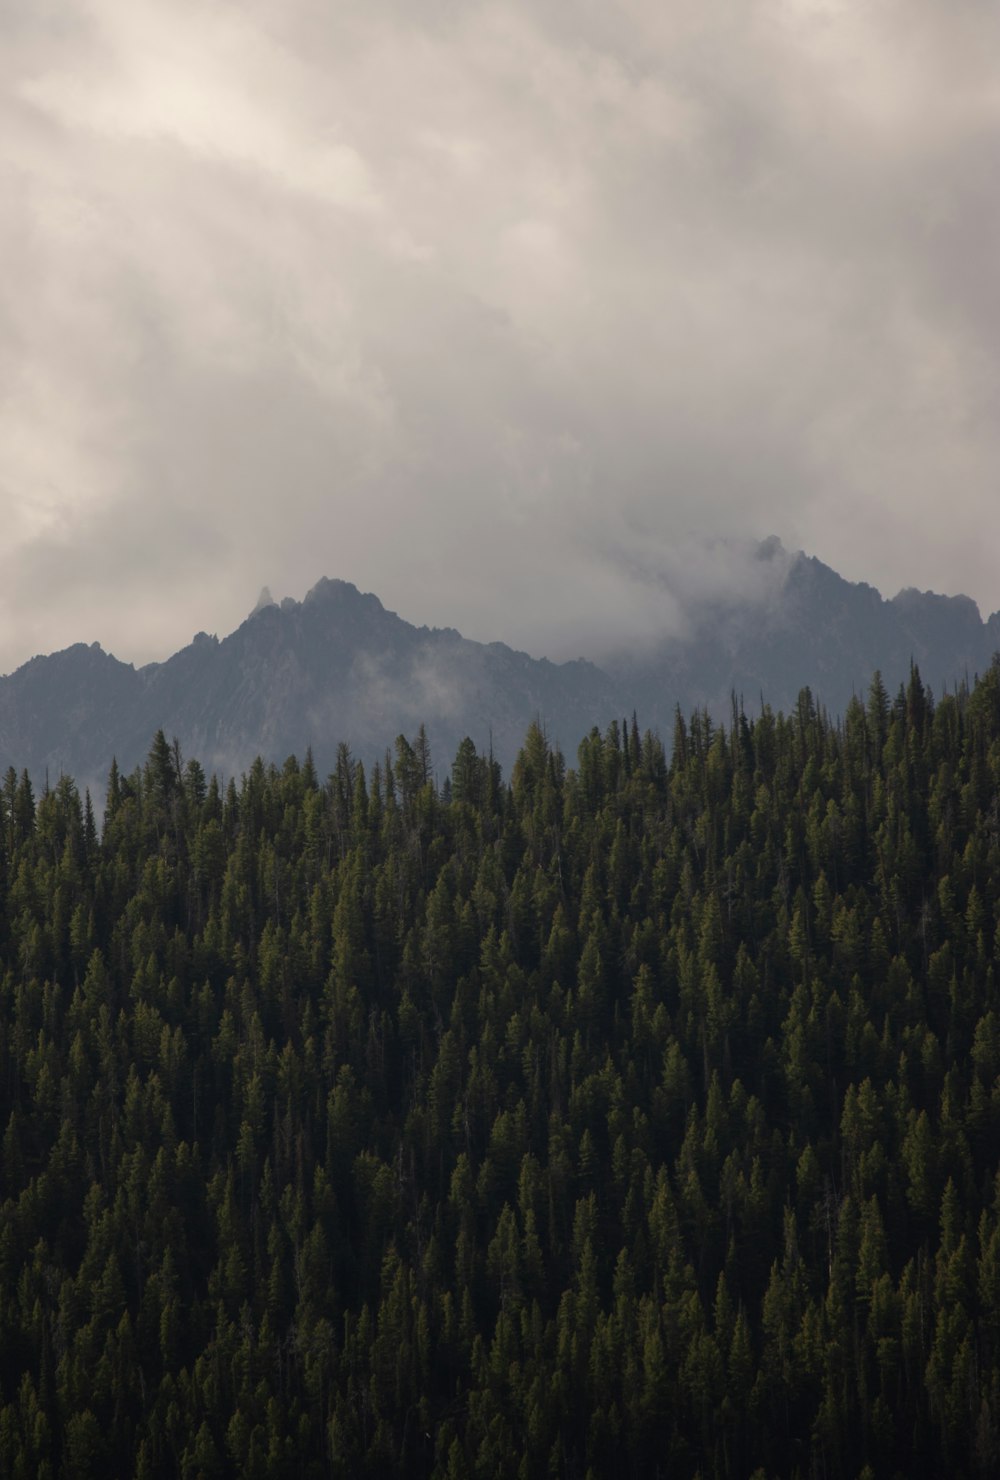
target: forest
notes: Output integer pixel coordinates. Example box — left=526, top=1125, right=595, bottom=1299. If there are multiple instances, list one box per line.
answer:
left=3, top=664, right=1000, bottom=1477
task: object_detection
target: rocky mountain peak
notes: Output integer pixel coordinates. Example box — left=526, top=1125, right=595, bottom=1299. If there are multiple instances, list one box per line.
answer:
left=251, top=587, right=277, bottom=616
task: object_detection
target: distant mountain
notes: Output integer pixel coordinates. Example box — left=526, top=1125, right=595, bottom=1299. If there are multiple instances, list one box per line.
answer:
left=1, top=547, right=999, bottom=792
left=622, top=541, right=1000, bottom=725
left=0, top=577, right=619, bottom=792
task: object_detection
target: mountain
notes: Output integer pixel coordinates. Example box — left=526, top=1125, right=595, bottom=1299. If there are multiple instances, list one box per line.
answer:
left=1, top=546, right=999, bottom=791
left=0, top=577, right=620, bottom=792
left=622, top=541, right=1000, bottom=724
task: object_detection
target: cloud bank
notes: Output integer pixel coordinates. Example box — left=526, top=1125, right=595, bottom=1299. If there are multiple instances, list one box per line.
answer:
left=3, top=0, right=1000, bottom=671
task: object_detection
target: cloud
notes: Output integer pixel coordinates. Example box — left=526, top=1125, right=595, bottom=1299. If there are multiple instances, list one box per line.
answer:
left=2, top=0, right=1000, bottom=674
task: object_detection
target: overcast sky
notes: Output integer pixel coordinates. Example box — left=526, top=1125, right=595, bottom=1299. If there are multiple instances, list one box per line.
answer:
left=3, top=0, right=1000, bottom=673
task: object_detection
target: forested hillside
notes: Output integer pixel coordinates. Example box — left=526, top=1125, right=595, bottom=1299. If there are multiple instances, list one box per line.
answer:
left=3, top=666, right=1000, bottom=1477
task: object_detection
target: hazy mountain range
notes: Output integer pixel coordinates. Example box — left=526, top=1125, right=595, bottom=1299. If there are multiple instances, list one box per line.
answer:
left=3, top=539, right=999, bottom=793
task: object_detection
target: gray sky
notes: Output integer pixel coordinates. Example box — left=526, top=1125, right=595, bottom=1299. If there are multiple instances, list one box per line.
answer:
left=3, top=0, right=1000, bottom=673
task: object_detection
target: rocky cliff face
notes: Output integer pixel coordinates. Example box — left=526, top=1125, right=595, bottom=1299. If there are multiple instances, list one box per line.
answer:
left=1, top=549, right=998, bottom=793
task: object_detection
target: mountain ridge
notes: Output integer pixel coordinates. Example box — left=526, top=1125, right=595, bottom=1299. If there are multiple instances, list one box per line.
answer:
left=2, top=546, right=999, bottom=792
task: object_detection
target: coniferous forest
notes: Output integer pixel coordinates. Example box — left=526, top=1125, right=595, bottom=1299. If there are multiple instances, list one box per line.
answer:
left=5, top=666, right=1000, bottom=1478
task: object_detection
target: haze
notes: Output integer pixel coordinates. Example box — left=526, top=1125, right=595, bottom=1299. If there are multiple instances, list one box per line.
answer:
left=3, top=0, right=1000, bottom=674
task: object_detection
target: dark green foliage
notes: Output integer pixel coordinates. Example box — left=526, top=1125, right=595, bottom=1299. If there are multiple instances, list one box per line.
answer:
left=4, top=669, right=1000, bottom=1476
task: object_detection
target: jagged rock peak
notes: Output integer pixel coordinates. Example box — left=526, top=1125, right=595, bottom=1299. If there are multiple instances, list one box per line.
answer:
left=891, top=586, right=983, bottom=622
left=251, top=586, right=278, bottom=616
left=248, top=577, right=387, bottom=621
left=303, top=577, right=384, bottom=612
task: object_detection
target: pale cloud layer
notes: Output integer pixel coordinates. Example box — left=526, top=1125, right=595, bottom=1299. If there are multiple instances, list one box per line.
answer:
left=2, top=0, right=1000, bottom=671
